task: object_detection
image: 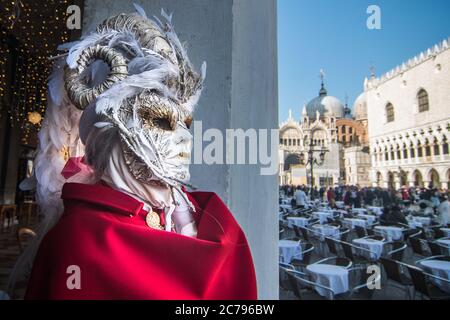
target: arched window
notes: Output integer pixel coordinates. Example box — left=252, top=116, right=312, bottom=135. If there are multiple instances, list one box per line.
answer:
left=433, top=138, right=440, bottom=156
left=443, top=136, right=449, bottom=155
left=410, top=143, right=415, bottom=158
left=390, top=146, right=395, bottom=160
left=425, top=139, right=431, bottom=157
left=417, top=89, right=429, bottom=112
left=403, top=144, right=408, bottom=159
left=396, top=145, right=401, bottom=160
left=417, top=141, right=423, bottom=157
left=386, top=103, right=395, bottom=123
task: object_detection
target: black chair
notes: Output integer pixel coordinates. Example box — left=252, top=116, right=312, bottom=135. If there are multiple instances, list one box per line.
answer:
left=308, top=218, right=320, bottom=225
left=339, top=227, right=350, bottom=242
left=366, top=228, right=375, bottom=236
left=355, top=226, right=367, bottom=238
left=404, top=228, right=421, bottom=242
left=312, top=256, right=353, bottom=268
left=325, top=237, right=340, bottom=256
left=406, top=264, right=450, bottom=300
left=293, top=225, right=302, bottom=239
left=286, top=269, right=334, bottom=300
left=387, top=241, right=407, bottom=261
left=427, top=241, right=443, bottom=256
left=279, top=262, right=295, bottom=293
left=341, top=241, right=372, bottom=266
left=291, top=242, right=315, bottom=271
left=432, top=227, right=445, bottom=239
left=418, top=227, right=429, bottom=240
left=335, top=266, right=381, bottom=300
left=298, top=226, right=310, bottom=241
left=364, top=235, right=385, bottom=241
left=285, top=270, right=307, bottom=299
left=409, top=237, right=429, bottom=257
left=380, top=258, right=413, bottom=299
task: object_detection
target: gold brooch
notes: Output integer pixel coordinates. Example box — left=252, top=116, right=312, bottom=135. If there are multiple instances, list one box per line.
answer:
left=145, top=209, right=164, bottom=230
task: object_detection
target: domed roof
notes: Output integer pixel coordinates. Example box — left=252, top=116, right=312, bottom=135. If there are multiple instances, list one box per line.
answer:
left=304, top=84, right=344, bottom=121
left=353, top=92, right=367, bottom=120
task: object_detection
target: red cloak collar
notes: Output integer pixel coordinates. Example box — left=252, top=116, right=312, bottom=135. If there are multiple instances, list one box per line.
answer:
left=25, top=183, right=257, bottom=300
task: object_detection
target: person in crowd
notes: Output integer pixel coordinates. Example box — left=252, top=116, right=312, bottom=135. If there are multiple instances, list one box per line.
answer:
left=430, top=189, right=441, bottom=208
left=327, top=187, right=336, bottom=208
left=319, top=186, right=325, bottom=201
left=401, top=187, right=408, bottom=200
left=436, top=195, right=450, bottom=226
left=380, top=205, right=408, bottom=225
left=294, top=185, right=308, bottom=209
left=355, top=187, right=363, bottom=208
left=382, top=189, right=394, bottom=207
left=416, top=201, right=435, bottom=217
left=364, top=188, right=375, bottom=206
left=343, top=187, right=351, bottom=207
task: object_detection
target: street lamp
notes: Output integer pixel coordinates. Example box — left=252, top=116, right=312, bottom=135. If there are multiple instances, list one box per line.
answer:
left=298, top=137, right=329, bottom=200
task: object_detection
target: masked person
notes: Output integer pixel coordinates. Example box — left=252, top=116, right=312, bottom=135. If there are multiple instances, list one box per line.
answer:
left=20, top=7, right=257, bottom=300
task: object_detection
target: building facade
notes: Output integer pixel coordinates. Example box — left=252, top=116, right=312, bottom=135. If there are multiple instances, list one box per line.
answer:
left=279, top=81, right=370, bottom=187
left=365, top=38, right=450, bottom=190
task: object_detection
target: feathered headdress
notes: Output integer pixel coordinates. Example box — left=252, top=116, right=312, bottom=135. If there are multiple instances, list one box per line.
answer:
left=8, top=4, right=206, bottom=294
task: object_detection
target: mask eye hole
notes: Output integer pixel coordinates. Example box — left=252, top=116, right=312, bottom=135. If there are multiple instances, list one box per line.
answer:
left=153, top=117, right=173, bottom=131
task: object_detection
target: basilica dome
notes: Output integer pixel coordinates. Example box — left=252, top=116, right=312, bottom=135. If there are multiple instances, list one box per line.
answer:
left=353, top=92, right=367, bottom=121
left=304, top=84, right=344, bottom=121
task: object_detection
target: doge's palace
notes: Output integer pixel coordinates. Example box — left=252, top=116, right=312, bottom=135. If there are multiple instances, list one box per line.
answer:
left=365, top=38, right=450, bottom=189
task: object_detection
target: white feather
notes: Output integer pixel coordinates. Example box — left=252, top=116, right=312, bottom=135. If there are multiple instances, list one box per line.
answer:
left=133, top=3, right=148, bottom=19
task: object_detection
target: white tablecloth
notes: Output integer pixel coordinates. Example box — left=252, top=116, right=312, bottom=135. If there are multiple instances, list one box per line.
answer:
left=343, top=218, right=368, bottom=230
left=287, top=217, right=310, bottom=228
left=335, top=201, right=345, bottom=209
left=306, top=264, right=349, bottom=299
left=366, top=206, right=384, bottom=216
left=440, top=228, right=450, bottom=237
left=408, top=216, right=432, bottom=228
left=419, top=260, right=450, bottom=293
left=436, top=239, right=450, bottom=255
left=281, top=198, right=292, bottom=205
left=374, top=226, right=404, bottom=241
left=353, top=238, right=384, bottom=261
left=311, top=224, right=340, bottom=241
left=313, top=211, right=334, bottom=224
left=357, top=214, right=377, bottom=224
left=351, top=208, right=367, bottom=215
left=279, top=240, right=301, bottom=263
left=280, top=204, right=292, bottom=211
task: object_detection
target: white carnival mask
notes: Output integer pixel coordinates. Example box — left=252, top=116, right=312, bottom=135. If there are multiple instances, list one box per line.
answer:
left=63, top=10, right=205, bottom=207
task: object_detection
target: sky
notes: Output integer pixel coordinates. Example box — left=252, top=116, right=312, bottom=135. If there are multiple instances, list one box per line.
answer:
left=278, top=0, right=450, bottom=122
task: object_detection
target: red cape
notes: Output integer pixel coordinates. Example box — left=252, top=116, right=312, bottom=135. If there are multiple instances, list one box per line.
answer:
left=25, top=183, right=257, bottom=299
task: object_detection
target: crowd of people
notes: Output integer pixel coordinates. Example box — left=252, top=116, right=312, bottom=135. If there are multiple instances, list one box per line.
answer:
left=280, top=184, right=450, bottom=227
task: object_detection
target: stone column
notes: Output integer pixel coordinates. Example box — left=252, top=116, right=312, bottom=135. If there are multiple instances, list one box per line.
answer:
left=439, top=143, right=445, bottom=162
left=83, top=0, right=278, bottom=299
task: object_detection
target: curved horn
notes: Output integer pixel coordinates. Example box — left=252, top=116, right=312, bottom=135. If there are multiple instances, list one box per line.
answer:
left=96, top=13, right=162, bottom=50
left=64, top=45, right=128, bottom=110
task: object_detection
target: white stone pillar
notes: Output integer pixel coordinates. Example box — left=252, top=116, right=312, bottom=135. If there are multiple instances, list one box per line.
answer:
left=83, top=0, right=278, bottom=299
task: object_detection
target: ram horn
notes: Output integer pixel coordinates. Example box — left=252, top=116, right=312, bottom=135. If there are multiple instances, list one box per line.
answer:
left=64, top=45, right=128, bottom=110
